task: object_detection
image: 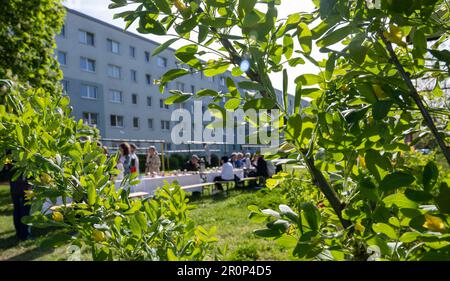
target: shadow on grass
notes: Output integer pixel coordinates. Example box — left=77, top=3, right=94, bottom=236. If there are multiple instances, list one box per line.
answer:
left=7, top=246, right=55, bottom=261
left=0, top=234, right=20, bottom=251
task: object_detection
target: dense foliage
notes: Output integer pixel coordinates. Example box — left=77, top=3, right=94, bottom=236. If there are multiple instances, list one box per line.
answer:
left=111, top=0, right=450, bottom=260
left=0, top=0, right=217, bottom=260
left=0, top=0, right=65, bottom=93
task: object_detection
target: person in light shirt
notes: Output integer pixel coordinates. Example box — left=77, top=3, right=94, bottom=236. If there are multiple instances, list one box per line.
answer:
left=213, top=156, right=237, bottom=191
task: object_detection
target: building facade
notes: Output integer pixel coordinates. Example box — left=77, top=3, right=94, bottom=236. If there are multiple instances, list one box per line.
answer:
left=56, top=8, right=299, bottom=155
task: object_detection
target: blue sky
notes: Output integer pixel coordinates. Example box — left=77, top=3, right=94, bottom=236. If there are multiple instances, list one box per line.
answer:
left=63, top=0, right=319, bottom=94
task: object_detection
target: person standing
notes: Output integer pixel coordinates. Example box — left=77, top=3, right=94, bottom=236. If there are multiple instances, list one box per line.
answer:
left=118, top=142, right=132, bottom=176
left=129, top=143, right=140, bottom=176
left=4, top=159, right=31, bottom=240
left=145, top=146, right=161, bottom=175
left=254, top=154, right=269, bottom=186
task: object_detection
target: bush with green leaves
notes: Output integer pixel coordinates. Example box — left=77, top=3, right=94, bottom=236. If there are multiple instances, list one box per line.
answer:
left=0, top=81, right=218, bottom=260
left=111, top=0, right=450, bottom=260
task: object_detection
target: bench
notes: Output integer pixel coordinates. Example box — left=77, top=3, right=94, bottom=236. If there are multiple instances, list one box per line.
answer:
left=214, top=180, right=236, bottom=191
left=128, top=192, right=151, bottom=199
left=181, top=182, right=216, bottom=195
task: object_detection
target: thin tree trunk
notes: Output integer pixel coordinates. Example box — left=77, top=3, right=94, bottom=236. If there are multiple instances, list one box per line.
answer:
left=380, top=32, right=450, bottom=166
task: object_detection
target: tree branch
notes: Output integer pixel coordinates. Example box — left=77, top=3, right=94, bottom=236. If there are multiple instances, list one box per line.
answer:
left=380, top=32, right=450, bottom=166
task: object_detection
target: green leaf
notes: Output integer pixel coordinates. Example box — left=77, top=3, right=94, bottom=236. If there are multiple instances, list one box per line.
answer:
left=317, top=25, right=356, bottom=47
left=412, top=29, right=427, bottom=60
left=300, top=202, right=321, bottom=231
left=238, top=81, right=265, bottom=91
left=399, top=232, right=420, bottom=243
left=372, top=223, right=397, bottom=239
left=138, top=16, right=166, bottom=35
left=87, top=184, right=96, bottom=206
left=204, top=62, right=230, bottom=77
left=175, top=44, right=198, bottom=63
left=175, top=16, right=198, bottom=34
left=153, top=0, right=172, bottom=14
left=372, top=101, right=393, bottom=120
left=435, top=183, right=450, bottom=214
left=254, top=228, right=283, bottom=238
left=298, top=23, right=312, bottom=55
left=224, top=98, right=241, bottom=111
left=428, top=49, right=450, bottom=66
left=161, top=69, right=190, bottom=84
left=422, top=161, right=438, bottom=192
left=295, top=74, right=322, bottom=86
left=243, top=98, right=276, bottom=111
left=129, top=215, right=142, bottom=238
left=16, top=125, right=24, bottom=146
left=405, top=189, right=433, bottom=203
left=383, top=193, right=418, bottom=209
left=196, top=89, right=219, bottom=97
left=285, top=113, right=302, bottom=141
left=152, top=38, right=179, bottom=57
left=380, top=172, right=415, bottom=192
left=283, top=35, right=294, bottom=59
left=325, top=53, right=336, bottom=80
left=359, top=178, right=379, bottom=201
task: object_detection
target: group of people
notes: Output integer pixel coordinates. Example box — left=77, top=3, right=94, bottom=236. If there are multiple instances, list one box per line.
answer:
left=116, top=142, right=161, bottom=177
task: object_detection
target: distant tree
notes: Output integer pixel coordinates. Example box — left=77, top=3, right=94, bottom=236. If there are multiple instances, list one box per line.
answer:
left=0, top=0, right=65, bottom=93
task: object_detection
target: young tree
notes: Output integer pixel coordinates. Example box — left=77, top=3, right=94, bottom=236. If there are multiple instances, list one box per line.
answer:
left=112, top=0, right=450, bottom=260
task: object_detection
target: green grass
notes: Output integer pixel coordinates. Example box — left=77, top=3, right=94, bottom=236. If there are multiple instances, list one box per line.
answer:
left=0, top=184, right=295, bottom=261
left=0, top=184, right=73, bottom=260
left=189, top=188, right=297, bottom=261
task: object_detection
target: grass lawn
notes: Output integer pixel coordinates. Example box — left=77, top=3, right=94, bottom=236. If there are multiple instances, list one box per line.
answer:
left=0, top=183, right=295, bottom=261
left=190, top=188, right=296, bottom=261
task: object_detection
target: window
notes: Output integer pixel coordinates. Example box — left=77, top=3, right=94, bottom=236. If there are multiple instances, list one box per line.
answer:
left=132, top=94, right=138, bottom=105
left=207, top=76, right=215, bottom=82
left=110, top=115, right=124, bottom=128
left=58, top=51, right=67, bottom=65
left=161, top=120, right=170, bottom=130
left=80, top=84, right=97, bottom=99
left=147, top=119, right=153, bottom=129
left=80, top=57, right=95, bottom=72
left=145, top=51, right=150, bottom=62
left=147, top=97, right=152, bottom=107
left=129, top=46, right=136, bottom=58
left=107, top=39, right=120, bottom=54
left=220, top=76, right=226, bottom=86
left=61, top=80, right=69, bottom=93
left=160, top=99, right=169, bottom=109
left=79, top=30, right=94, bottom=46
left=82, top=112, right=98, bottom=126
left=107, top=64, right=121, bottom=79
left=176, top=82, right=185, bottom=92
left=60, top=24, right=66, bottom=37
left=191, top=85, right=195, bottom=94
left=146, top=74, right=152, bottom=85
left=130, top=70, right=137, bottom=82
left=133, top=117, right=139, bottom=128
left=157, top=56, right=167, bottom=67
left=109, top=90, right=123, bottom=103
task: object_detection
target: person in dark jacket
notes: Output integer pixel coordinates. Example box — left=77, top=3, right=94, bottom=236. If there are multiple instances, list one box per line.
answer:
left=254, top=154, right=268, bottom=187
left=184, top=155, right=200, bottom=172
left=5, top=161, right=31, bottom=240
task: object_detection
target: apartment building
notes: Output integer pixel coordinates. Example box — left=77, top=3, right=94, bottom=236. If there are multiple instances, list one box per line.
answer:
left=56, top=8, right=299, bottom=153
